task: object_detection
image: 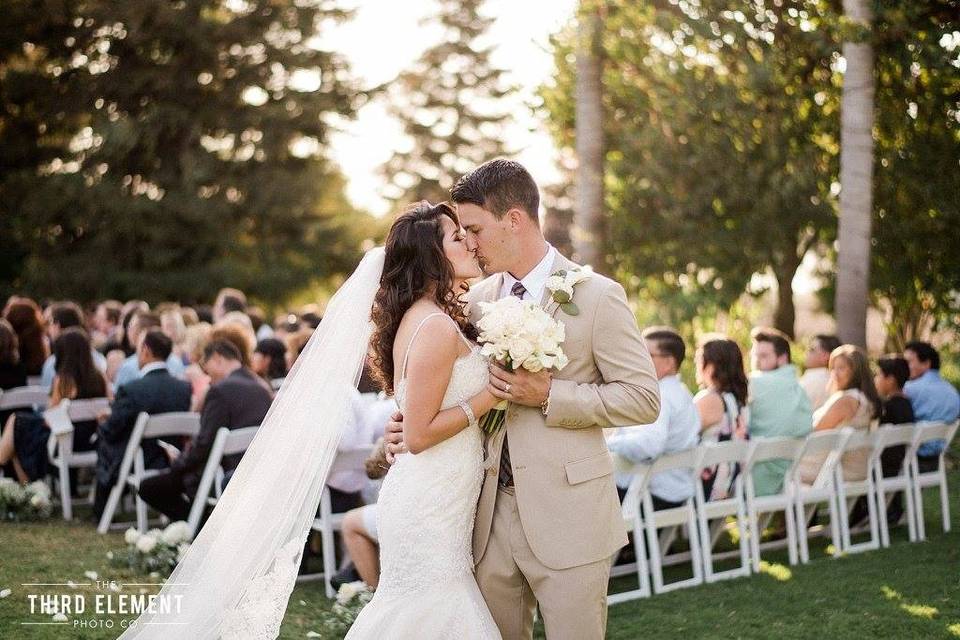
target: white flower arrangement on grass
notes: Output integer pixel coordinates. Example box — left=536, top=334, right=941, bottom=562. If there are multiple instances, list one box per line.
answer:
left=0, top=478, right=52, bottom=521
left=315, top=581, right=374, bottom=638
left=111, top=521, right=192, bottom=574
left=475, top=296, right=570, bottom=433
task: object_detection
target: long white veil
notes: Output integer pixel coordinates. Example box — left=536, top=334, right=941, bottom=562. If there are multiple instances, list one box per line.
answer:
left=120, top=247, right=385, bottom=639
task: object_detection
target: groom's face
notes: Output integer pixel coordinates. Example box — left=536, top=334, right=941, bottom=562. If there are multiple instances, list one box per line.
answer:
left=456, top=202, right=513, bottom=276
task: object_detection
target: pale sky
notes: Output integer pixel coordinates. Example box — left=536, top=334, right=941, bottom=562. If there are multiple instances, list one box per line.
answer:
left=323, top=0, right=578, bottom=216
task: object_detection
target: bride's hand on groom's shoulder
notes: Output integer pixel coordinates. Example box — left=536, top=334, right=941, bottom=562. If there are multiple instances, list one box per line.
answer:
left=384, top=411, right=405, bottom=463
left=487, top=363, right=552, bottom=408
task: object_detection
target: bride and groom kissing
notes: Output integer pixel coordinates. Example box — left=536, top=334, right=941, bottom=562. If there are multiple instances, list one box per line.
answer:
left=347, top=158, right=662, bottom=639
left=116, top=158, right=661, bottom=640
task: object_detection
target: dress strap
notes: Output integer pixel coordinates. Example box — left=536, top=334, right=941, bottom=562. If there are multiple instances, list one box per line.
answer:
left=399, top=312, right=471, bottom=380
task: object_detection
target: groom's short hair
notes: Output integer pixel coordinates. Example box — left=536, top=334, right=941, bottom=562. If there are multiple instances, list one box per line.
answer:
left=450, top=158, right=540, bottom=224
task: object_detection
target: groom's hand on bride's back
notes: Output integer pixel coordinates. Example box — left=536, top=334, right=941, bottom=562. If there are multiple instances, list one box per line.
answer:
left=384, top=411, right=405, bottom=464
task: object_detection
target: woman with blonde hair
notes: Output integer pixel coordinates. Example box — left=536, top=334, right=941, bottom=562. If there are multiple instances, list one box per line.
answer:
left=799, top=344, right=881, bottom=483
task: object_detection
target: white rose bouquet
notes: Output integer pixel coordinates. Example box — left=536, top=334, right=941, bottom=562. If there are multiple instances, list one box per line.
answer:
left=475, top=296, right=569, bottom=434
left=111, top=521, right=192, bottom=574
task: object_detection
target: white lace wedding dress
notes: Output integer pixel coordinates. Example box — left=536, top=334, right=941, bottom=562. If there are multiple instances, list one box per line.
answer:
left=346, top=313, right=501, bottom=639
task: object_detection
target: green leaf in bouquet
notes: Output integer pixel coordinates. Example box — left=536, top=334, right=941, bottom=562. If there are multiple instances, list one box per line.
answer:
left=560, top=302, right=580, bottom=316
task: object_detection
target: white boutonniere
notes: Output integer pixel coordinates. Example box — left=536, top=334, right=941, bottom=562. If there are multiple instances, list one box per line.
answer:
left=544, top=265, right=593, bottom=316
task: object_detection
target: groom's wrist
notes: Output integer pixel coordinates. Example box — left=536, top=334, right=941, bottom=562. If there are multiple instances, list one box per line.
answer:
left=540, top=376, right=553, bottom=416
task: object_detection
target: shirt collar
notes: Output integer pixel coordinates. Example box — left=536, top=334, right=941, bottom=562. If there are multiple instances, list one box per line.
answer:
left=140, top=361, right=168, bottom=376
left=501, top=244, right=556, bottom=302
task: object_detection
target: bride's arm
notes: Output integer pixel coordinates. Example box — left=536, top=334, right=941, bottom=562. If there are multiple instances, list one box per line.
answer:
left=403, top=316, right=499, bottom=455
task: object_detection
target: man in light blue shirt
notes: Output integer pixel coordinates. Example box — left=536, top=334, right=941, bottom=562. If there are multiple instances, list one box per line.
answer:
left=903, top=341, right=960, bottom=462
left=113, top=311, right=186, bottom=390
left=39, top=302, right=108, bottom=389
left=607, top=328, right=700, bottom=508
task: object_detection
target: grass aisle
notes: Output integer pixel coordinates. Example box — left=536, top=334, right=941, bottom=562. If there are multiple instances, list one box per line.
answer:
left=2, top=451, right=958, bottom=639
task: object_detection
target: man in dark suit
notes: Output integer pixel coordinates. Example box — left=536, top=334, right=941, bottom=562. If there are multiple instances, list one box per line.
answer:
left=94, top=329, right=193, bottom=518
left=138, top=339, right=272, bottom=523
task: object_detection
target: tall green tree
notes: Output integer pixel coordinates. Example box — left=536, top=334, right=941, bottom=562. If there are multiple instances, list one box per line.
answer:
left=381, top=0, right=515, bottom=207
left=543, top=1, right=840, bottom=336
left=1, top=0, right=369, bottom=306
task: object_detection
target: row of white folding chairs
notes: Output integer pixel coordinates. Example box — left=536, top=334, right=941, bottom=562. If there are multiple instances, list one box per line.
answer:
left=608, top=420, right=958, bottom=604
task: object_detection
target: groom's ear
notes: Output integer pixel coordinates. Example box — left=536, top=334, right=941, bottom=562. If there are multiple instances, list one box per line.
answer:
left=507, top=207, right=524, bottom=230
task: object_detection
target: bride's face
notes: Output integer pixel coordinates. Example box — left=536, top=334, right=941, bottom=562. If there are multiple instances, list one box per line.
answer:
left=441, top=215, right=482, bottom=281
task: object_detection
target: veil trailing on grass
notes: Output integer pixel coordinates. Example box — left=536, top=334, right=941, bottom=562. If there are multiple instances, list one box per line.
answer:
left=120, top=247, right=386, bottom=639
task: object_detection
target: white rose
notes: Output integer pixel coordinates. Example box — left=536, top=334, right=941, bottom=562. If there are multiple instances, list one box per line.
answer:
left=84, top=571, right=98, bottom=580
left=0, top=588, right=11, bottom=598
left=336, top=581, right=363, bottom=605
left=52, top=612, right=67, bottom=622
left=162, top=521, right=192, bottom=546
left=177, top=543, right=190, bottom=562
left=124, top=528, right=140, bottom=545
left=545, top=274, right=566, bottom=293
left=136, top=534, right=158, bottom=554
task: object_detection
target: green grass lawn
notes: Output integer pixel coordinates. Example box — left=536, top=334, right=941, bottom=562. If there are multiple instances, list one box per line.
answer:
left=2, top=448, right=958, bottom=639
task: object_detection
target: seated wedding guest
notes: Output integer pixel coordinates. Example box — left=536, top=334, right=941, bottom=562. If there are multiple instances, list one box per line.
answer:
left=252, top=338, right=288, bottom=383
left=332, top=439, right=390, bottom=589
left=693, top=336, right=749, bottom=499
left=94, top=330, right=192, bottom=518
left=799, top=345, right=881, bottom=484
left=607, top=328, right=700, bottom=510
left=873, top=355, right=915, bottom=524
left=93, top=300, right=124, bottom=354
left=116, top=300, right=150, bottom=356
left=248, top=306, right=274, bottom=341
left=748, top=327, right=813, bottom=495
left=3, top=298, right=48, bottom=377
left=182, top=322, right=213, bottom=408
left=138, top=339, right=272, bottom=523
left=160, top=307, right=188, bottom=366
left=0, top=319, right=27, bottom=390
left=211, top=321, right=256, bottom=366
left=284, top=327, right=313, bottom=370
left=903, top=341, right=960, bottom=472
left=40, top=302, right=108, bottom=389
left=114, top=312, right=186, bottom=390
left=0, top=328, right=108, bottom=482
left=800, top=334, right=841, bottom=410
left=213, top=288, right=247, bottom=323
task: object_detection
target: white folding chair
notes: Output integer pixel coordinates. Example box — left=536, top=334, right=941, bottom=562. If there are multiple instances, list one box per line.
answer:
left=872, top=424, right=919, bottom=546
left=835, top=429, right=881, bottom=554
left=794, top=429, right=850, bottom=563
left=608, top=459, right=653, bottom=604
left=97, top=412, right=201, bottom=534
left=44, top=397, right=110, bottom=520
left=307, top=445, right=375, bottom=598
left=186, top=426, right=260, bottom=538
left=26, top=375, right=44, bottom=387
left=911, top=420, right=959, bottom=540
left=641, top=448, right=703, bottom=594
left=0, top=385, right=49, bottom=411
left=743, top=437, right=805, bottom=571
left=695, top=440, right=751, bottom=582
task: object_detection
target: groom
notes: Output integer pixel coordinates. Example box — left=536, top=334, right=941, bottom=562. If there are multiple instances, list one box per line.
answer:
left=387, top=158, right=661, bottom=639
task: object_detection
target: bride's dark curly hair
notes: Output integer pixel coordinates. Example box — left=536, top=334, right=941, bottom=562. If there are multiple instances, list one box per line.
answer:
left=370, top=201, right=477, bottom=395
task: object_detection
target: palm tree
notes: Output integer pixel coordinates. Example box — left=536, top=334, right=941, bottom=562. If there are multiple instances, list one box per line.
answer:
left=835, top=0, right=876, bottom=347
left=574, top=1, right=604, bottom=268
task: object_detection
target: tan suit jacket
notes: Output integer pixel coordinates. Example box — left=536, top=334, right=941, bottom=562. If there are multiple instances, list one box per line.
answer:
left=468, top=252, right=660, bottom=571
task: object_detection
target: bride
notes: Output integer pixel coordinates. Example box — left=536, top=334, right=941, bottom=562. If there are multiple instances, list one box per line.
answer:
left=346, top=201, right=500, bottom=638
left=119, top=201, right=500, bottom=639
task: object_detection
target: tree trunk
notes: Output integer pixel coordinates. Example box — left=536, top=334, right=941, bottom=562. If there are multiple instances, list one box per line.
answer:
left=772, top=260, right=799, bottom=340
left=574, top=3, right=604, bottom=268
left=835, top=0, right=875, bottom=348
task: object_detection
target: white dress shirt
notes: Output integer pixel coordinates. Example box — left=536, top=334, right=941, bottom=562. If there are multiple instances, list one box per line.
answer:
left=607, top=374, right=701, bottom=503
left=499, top=244, right=557, bottom=302
left=799, top=367, right=831, bottom=410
